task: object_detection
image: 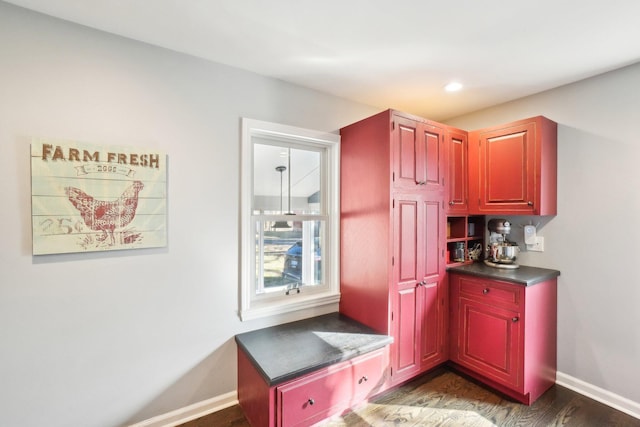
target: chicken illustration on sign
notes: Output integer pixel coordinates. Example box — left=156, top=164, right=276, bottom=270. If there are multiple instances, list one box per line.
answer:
left=31, top=140, right=167, bottom=255
left=65, top=181, right=144, bottom=246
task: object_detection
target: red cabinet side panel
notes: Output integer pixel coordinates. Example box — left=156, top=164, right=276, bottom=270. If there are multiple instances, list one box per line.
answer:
left=238, top=348, right=275, bottom=427
left=339, top=111, right=392, bottom=333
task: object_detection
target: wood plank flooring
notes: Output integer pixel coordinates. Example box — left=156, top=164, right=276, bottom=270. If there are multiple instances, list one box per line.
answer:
left=179, top=368, right=640, bottom=426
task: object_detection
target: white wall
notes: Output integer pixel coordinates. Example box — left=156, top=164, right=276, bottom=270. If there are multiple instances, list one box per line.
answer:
left=0, top=3, right=378, bottom=427
left=447, top=62, right=640, bottom=405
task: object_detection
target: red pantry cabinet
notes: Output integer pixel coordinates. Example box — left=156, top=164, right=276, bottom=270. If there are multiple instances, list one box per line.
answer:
left=340, top=109, right=448, bottom=387
left=468, top=116, right=557, bottom=215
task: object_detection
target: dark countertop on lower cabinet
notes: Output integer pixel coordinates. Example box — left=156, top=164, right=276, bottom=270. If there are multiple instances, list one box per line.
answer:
left=235, top=312, right=393, bottom=386
left=447, top=263, right=560, bottom=286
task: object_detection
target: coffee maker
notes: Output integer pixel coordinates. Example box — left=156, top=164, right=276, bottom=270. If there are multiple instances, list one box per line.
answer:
left=485, top=218, right=520, bottom=269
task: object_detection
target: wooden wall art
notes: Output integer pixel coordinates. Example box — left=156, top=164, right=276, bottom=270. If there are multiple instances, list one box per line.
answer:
left=31, top=140, right=167, bottom=255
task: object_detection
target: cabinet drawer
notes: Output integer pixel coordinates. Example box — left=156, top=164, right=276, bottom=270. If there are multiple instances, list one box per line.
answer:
left=458, top=276, right=522, bottom=309
left=277, top=362, right=351, bottom=427
left=351, top=349, right=388, bottom=400
left=276, top=349, right=387, bottom=427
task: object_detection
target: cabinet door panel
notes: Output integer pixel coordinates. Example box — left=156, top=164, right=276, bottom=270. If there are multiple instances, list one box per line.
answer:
left=419, top=125, right=444, bottom=191
left=477, top=122, right=536, bottom=213
left=447, top=130, right=468, bottom=213
left=419, top=281, right=440, bottom=367
left=397, top=199, right=419, bottom=284
left=486, top=131, right=529, bottom=202
left=423, top=198, right=441, bottom=278
left=394, top=118, right=419, bottom=189
left=395, top=286, right=418, bottom=379
left=458, top=298, right=522, bottom=389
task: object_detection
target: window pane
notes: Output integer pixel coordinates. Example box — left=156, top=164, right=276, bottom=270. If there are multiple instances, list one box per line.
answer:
left=255, top=219, right=324, bottom=294
left=253, top=142, right=321, bottom=215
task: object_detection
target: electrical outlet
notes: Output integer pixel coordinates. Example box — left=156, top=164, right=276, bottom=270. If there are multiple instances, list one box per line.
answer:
left=527, top=236, right=544, bottom=252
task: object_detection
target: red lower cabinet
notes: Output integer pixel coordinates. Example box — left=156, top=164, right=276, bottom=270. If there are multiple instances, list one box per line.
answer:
left=238, top=347, right=389, bottom=427
left=449, top=273, right=557, bottom=404
left=277, top=349, right=387, bottom=427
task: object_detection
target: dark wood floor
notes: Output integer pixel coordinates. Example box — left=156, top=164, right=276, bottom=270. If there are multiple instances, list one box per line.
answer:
left=179, top=368, right=640, bottom=426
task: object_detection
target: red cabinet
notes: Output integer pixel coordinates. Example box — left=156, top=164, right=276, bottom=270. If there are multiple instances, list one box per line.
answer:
left=391, top=193, right=447, bottom=384
left=446, top=128, right=469, bottom=213
left=238, top=346, right=388, bottom=427
left=468, top=116, right=557, bottom=215
left=276, top=349, right=388, bottom=427
left=449, top=273, right=557, bottom=404
left=392, top=114, right=446, bottom=193
left=340, top=110, right=447, bottom=387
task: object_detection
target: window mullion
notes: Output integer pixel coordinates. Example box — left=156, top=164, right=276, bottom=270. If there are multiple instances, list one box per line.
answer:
left=256, top=221, right=265, bottom=294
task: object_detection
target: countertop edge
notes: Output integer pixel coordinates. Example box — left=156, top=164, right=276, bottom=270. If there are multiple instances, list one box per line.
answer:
left=447, top=263, right=560, bottom=286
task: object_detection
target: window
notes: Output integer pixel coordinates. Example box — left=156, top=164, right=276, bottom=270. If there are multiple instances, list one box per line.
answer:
left=240, top=118, right=340, bottom=320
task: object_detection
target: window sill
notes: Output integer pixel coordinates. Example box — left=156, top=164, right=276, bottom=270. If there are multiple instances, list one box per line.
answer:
left=239, top=292, right=341, bottom=321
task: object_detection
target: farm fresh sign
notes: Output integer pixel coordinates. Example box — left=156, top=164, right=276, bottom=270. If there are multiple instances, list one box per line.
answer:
left=31, top=140, right=167, bottom=255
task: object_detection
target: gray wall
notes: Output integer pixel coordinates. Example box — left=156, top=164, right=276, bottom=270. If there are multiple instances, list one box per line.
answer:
left=447, top=62, right=640, bottom=405
left=0, top=3, right=377, bottom=426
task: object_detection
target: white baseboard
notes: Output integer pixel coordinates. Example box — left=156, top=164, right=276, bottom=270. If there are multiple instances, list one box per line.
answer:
left=128, top=390, right=238, bottom=427
left=556, top=371, right=640, bottom=420
left=129, top=373, right=640, bottom=426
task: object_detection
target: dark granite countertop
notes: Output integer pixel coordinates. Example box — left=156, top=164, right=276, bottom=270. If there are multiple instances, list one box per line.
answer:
left=235, top=312, right=393, bottom=386
left=447, top=263, right=560, bottom=286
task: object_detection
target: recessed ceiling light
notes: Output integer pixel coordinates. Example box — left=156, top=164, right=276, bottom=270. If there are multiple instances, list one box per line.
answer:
left=444, top=82, right=463, bottom=92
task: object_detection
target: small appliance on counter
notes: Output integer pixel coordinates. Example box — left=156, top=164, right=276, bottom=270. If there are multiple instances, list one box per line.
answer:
left=485, top=218, right=520, bottom=269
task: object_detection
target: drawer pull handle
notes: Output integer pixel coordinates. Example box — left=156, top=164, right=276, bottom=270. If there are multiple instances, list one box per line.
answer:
left=482, top=288, right=490, bottom=294
left=307, top=398, right=315, bottom=406
left=358, top=376, right=368, bottom=384
left=512, top=317, right=519, bottom=323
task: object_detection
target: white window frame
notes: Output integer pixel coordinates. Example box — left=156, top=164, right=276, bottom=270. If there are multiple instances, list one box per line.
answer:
left=240, top=118, right=340, bottom=321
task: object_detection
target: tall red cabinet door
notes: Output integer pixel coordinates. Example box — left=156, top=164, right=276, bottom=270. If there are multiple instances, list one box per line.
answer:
left=419, top=195, right=448, bottom=369
left=418, top=122, right=446, bottom=193
left=446, top=128, right=468, bottom=213
left=391, top=195, right=421, bottom=383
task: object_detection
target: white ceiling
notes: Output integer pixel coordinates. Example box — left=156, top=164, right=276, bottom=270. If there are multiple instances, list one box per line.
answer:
left=5, top=0, right=640, bottom=121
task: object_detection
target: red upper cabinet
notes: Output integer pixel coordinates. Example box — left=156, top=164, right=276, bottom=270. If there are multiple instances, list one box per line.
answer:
left=469, top=116, right=557, bottom=215
left=446, top=128, right=469, bottom=213
left=392, top=113, right=445, bottom=193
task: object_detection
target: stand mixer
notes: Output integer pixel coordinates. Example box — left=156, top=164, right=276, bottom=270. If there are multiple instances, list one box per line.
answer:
left=485, top=218, right=520, bottom=269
